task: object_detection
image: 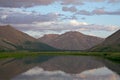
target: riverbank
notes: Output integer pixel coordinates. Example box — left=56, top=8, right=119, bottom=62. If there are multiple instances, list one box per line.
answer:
left=0, top=51, right=120, bottom=63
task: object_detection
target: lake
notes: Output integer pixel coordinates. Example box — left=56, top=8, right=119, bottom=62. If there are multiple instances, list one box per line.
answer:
left=0, top=56, right=119, bottom=80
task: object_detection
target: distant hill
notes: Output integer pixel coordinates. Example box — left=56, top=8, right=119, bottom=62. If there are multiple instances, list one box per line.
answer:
left=0, top=25, right=57, bottom=51
left=39, top=31, right=104, bottom=50
left=90, top=29, right=120, bottom=52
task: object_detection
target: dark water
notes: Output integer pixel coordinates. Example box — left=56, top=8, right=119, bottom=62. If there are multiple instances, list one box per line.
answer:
left=0, top=56, right=119, bottom=80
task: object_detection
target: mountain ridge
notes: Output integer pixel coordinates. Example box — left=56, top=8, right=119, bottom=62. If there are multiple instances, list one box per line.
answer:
left=90, top=29, right=120, bottom=52
left=0, top=25, right=57, bottom=51
left=39, top=31, right=104, bottom=50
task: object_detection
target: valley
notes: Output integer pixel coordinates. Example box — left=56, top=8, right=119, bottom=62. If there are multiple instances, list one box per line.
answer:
left=0, top=1, right=120, bottom=80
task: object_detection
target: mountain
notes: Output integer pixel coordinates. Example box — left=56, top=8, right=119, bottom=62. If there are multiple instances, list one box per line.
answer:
left=0, top=38, right=16, bottom=50
left=0, top=25, right=36, bottom=44
left=38, top=31, right=104, bottom=50
left=90, top=29, right=120, bottom=52
left=0, top=25, right=57, bottom=51
left=39, top=34, right=59, bottom=44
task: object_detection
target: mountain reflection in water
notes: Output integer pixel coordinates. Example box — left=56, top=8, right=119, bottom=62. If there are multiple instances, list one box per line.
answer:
left=0, top=56, right=119, bottom=80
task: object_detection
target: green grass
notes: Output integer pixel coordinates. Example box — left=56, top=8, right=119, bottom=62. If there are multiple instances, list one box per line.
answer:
left=0, top=51, right=120, bottom=63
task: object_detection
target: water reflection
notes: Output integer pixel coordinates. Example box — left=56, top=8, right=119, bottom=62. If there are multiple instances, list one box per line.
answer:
left=0, top=56, right=119, bottom=80
left=12, top=66, right=120, bottom=80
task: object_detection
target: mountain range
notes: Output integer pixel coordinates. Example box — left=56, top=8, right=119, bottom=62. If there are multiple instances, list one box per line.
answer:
left=0, top=25, right=119, bottom=51
left=38, top=31, right=104, bottom=50
left=0, top=25, right=57, bottom=51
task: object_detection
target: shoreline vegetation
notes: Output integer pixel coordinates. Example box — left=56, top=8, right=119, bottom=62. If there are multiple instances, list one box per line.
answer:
left=0, top=51, right=119, bottom=63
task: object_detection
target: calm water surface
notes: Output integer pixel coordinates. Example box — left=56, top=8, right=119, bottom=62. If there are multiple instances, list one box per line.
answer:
left=0, top=56, right=119, bottom=80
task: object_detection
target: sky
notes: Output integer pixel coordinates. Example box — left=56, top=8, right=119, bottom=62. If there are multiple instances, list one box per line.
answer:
left=0, top=0, right=120, bottom=38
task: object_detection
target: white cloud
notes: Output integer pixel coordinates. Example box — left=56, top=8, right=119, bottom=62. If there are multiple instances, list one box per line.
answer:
left=0, top=15, right=8, bottom=19
left=70, top=20, right=88, bottom=26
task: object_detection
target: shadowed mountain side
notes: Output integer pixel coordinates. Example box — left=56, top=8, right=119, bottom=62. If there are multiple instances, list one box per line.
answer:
left=39, top=31, right=104, bottom=50
left=0, top=25, right=57, bottom=51
left=90, top=29, right=120, bottom=52
left=0, top=38, right=16, bottom=50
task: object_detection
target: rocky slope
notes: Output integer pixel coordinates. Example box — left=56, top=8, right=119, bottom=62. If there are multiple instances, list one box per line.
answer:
left=39, top=31, right=104, bottom=50
left=91, top=29, right=120, bottom=52
left=0, top=25, right=57, bottom=51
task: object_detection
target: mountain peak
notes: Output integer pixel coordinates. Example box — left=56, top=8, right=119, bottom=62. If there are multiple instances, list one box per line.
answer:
left=0, top=25, right=14, bottom=29
left=0, top=25, right=35, bottom=45
left=39, top=31, right=104, bottom=50
left=63, top=31, right=83, bottom=35
left=0, top=25, right=57, bottom=51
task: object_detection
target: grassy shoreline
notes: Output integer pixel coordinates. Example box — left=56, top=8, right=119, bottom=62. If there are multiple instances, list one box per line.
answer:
left=0, top=51, right=120, bottom=63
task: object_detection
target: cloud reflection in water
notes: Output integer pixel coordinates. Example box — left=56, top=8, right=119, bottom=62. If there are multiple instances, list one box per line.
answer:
left=12, top=66, right=120, bottom=80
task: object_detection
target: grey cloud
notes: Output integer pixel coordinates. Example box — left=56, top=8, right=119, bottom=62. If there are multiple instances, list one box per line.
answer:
left=76, top=8, right=120, bottom=15
left=62, top=6, right=77, bottom=12
left=61, top=0, right=84, bottom=5
left=81, top=17, right=86, bottom=20
left=61, top=0, right=119, bottom=5
left=92, top=8, right=120, bottom=15
left=0, top=0, right=56, bottom=8
left=108, top=0, right=120, bottom=3
left=12, top=21, right=119, bottom=33
left=0, top=10, right=61, bottom=24
left=76, top=10, right=91, bottom=15
left=0, top=0, right=119, bottom=8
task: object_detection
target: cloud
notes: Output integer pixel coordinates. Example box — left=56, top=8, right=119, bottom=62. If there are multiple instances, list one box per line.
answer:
left=70, top=20, right=88, bottom=26
left=0, top=15, right=8, bottom=19
left=92, top=8, right=120, bottom=15
left=76, top=8, right=120, bottom=15
left=61, top=0, right=120, bottom=5
left=108, top=0, right=120, bottom=3
left=0, top=9, right=61, bottom=24
left=0, top=0, right=119, bottom=8
left=61, top=0, right=84, bottom=5
left=62, top=6, right=77, bottom=12
left=0, top=0, right=56, bottom=8
left=81, top=17, right=86, bottom=20
left=61, top=0, right=108, bottom=5
left=13, top=20, right=119, bottom=33
left=76, top=10, right=91, bottom=15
